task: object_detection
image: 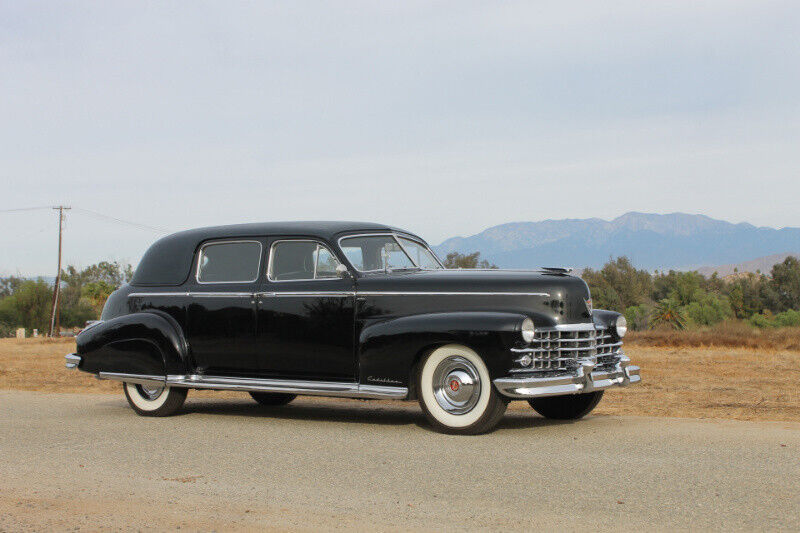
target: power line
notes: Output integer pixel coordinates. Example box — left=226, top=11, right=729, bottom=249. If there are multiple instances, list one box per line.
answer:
left=0, top=206, right=58, bottom=213
left=71, top=207, right=168, bottom=234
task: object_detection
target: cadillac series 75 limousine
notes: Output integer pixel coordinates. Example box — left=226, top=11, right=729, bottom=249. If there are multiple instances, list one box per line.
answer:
left=65, top=221, right=640, bottom=434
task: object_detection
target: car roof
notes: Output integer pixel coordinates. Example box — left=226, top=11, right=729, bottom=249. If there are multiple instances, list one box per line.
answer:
left=167, top=221, right=408, bottom=242
left=130, top=221, right=422, bottom=286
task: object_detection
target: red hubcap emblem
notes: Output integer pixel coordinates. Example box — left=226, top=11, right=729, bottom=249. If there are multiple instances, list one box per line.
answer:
left=450, top=380, right=460, bottom=392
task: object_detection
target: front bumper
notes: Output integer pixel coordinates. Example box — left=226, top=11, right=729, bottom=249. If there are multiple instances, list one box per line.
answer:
left=493, top=355, right=640, bottom=399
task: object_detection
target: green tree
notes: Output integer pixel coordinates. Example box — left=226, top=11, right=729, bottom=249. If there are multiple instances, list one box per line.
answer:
left=769, top=257, right=800, bottom=311
left=682, top=292, right=733, bottom=326
left=443, top=252, right=497, bottom=269
left=0, top=276, right=24, bottom=298
left=0, top=279, right=53, bottom=333
left=581, top=257, right=653, bottom=312
left=59, top=261, right=133, bottom=327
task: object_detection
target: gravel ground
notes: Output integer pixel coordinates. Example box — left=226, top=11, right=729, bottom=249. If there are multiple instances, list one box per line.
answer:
left=1, top=390, right=798, bottom=531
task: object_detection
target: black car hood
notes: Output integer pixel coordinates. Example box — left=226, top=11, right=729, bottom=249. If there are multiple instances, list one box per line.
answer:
left=354, top=269, right=593, bottom=324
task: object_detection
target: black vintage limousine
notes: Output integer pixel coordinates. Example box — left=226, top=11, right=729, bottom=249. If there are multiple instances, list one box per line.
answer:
left=65, top=221, right=640, bottom=434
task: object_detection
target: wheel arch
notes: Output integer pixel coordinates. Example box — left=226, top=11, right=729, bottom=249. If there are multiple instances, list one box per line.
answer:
left=76, top=311, right=190, bottom=378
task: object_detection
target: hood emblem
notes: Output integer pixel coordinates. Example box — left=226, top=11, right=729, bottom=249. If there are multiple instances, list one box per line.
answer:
left=584, top=298, right=593, bottom=315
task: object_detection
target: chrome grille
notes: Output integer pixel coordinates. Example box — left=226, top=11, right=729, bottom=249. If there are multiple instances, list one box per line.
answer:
left=511, top=324, right=622, bottom=373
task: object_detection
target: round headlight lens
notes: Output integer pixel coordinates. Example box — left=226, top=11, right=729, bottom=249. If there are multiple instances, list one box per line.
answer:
left=615, top=315, right=628, bottom=338
left=521, top=317, right=536, bottom=343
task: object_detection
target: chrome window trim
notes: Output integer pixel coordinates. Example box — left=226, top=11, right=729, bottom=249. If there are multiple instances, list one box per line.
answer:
left=195, top=239, right=263, bottom=285
left=267, top=239, right=344, bottom=283
left=337, top=232, right=444, bottom=272
left=395, top=235, right=443, bottom=270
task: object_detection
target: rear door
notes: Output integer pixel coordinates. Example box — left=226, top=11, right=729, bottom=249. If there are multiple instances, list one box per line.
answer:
left=255, top=238, right=357, bottom=381
left=185, top=239, right=264, bottom=377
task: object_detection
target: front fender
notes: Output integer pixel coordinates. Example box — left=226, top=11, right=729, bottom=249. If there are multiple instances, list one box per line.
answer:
left=593, top=309, right=622, bottom=331
left=358, top=311, right=529, bottom=388
left=76, top=311, right=190, bottom=377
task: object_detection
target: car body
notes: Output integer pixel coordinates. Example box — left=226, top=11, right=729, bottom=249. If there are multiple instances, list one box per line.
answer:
left=65, top=221, right=640, bottom=433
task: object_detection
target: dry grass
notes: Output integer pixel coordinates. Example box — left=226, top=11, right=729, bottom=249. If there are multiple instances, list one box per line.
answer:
left=2, top=337, right=799, bottom=422
left=628, top=322, right=800, bottom=350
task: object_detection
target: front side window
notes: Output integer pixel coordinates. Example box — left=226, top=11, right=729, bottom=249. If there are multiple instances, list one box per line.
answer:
left=197, top=241, right=262, bottom=283
left=339, top=234, right=442, bottom=272
left=269, top=240, right=343, bottom=281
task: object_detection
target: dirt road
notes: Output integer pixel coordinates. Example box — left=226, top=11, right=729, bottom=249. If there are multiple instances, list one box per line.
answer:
left=1, top=390, right=798, bottom=531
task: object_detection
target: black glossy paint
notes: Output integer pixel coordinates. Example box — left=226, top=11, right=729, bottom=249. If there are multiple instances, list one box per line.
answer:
left=256, top=278, right=357, bottom=381
left=77, top=222, right=621, bottom=394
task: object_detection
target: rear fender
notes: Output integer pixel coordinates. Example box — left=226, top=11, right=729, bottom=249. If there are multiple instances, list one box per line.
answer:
left=358, top=311, right=531, bottom=388
left=76, top=311, right=189, bottom=377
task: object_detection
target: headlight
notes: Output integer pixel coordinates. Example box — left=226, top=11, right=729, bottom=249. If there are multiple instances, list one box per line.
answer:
left=615, top=315, right=627, bottom=338
left=521, top=317, right=535, bottom=343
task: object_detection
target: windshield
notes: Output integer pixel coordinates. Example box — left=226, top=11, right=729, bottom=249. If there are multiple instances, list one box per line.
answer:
left=397, top=237, right=441, bottom=270
left=339, top=234, right=443, bottom=272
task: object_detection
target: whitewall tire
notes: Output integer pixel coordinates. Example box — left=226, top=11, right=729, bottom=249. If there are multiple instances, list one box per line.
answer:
left=123, top=382, right=188, bottom=417
left=417, top=344, right=508, bottom=434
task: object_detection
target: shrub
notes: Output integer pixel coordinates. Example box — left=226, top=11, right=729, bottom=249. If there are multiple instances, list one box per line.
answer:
left=774, top=310, right=800, bottom=328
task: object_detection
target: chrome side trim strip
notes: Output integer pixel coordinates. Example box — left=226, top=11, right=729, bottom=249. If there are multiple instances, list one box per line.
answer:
left=358, top=291, right=550, bottom=297
left=65, top=353, right=81, bottom=369
left=129, top=292, right=253, bottom=298
left=165, top=375, right=408, bottom=400
left=191, top=292, right=253, bottom=298
left=257, top=291, right=354, bottom=298
left=129, top=292, right=191, bottom=297
left=130, top=290, right=550, bottom=298
left=98, top=372, right=166, bottom=386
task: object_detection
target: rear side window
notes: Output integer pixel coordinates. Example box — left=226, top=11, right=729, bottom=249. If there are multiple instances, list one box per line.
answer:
left=197, top=241, right=262, bottom=283
left=269, top=240, right=342, bottom=281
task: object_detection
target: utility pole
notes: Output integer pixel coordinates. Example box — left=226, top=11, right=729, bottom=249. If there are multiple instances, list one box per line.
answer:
left=49, top=206, right=70, bottom=337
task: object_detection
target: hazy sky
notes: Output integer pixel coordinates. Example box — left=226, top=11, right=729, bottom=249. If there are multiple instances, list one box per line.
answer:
left=2, top=1, right=799, bottom=276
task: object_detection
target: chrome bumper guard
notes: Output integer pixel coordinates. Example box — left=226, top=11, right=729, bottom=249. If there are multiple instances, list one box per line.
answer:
left=493, top=355, right=641, bottom=399
left=65, top=353, right=81, bottom=369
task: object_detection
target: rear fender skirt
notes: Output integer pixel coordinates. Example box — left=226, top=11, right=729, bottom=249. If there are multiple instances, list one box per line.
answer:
left=76, top=311, right=189, bottom=377
left=358, top=311, right=530, bottom=388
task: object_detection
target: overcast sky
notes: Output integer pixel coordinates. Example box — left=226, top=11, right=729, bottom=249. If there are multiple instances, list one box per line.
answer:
left=2, top=1, right=799, bottom=276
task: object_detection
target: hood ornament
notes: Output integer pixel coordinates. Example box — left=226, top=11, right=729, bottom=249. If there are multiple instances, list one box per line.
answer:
left=541, top=267, right=573, bottom=275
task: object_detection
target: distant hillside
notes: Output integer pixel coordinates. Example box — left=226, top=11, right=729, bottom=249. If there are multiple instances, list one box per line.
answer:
left=696, top=253, right=799, bottom=278
left=434, top=212, right=800, bottom=271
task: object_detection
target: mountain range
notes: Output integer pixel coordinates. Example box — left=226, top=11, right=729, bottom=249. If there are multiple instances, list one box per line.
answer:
left=434, top=212, right=800, bottom=272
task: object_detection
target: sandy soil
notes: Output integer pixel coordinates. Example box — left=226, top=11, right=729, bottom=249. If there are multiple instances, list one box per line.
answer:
left=1, top=337, right=798, bottom=421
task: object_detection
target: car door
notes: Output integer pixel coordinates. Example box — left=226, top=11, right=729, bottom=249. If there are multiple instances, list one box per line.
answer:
left=255, top=238, right=357, bottom=381
left=185, top=238, right=264, bottom=377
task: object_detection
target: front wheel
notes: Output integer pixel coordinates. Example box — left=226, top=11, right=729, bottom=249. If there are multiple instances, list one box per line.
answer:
left=417, top=344, right=508, bottom=435
left=123, top=382, right=188, bottom=417
left=527, top=391, right=604, bottom=420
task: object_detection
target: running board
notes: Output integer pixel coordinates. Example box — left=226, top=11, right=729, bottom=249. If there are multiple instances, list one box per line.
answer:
left=166, top=375, right=408, bottom=400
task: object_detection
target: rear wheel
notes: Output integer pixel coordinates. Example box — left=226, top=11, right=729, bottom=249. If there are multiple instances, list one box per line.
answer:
left=527, top=391, right=604, bottom=420
left=417, top=344, right=508, bottom=435
left=123, top=382, right=187, bottom=417
left=249, top=392, right=297, bottom=406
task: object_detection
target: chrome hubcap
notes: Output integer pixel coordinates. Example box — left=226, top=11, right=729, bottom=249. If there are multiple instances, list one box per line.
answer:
left=137, top=384, right=165, bottom=401
left=432, top=356, right=481, bottom=414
